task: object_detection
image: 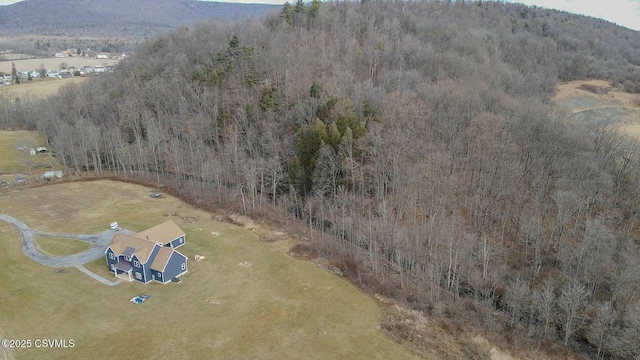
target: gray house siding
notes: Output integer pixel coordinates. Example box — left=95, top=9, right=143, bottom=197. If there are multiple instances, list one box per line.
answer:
left=106, top=248, right=118, bottom=273
left=131, top=255, right=146, bottom=283
left=143, top=245, right=161, bottom=282
left=152, top=269, right=166, bottom=283
left=163, top=252, right=188, bottom=281
left=170, top=235, right=185, bottom=248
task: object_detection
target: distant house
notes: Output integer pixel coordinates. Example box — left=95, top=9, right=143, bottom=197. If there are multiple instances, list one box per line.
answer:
left=96, top=53, right=109, bottom=59
left=105, top=220, right=188, bottom=284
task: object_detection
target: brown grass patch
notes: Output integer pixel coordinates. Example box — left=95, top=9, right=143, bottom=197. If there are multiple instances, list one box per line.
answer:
left=555, top=79, right=640, bottom=108
left=578, top=83, right=609, bottom=95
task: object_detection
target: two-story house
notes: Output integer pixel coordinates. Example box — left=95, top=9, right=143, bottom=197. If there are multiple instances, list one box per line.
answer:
left=105, top=220, right=188, bottom=284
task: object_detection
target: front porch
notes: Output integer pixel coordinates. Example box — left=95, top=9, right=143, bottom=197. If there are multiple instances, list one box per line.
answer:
left=114, top=261, right=133, bottom=282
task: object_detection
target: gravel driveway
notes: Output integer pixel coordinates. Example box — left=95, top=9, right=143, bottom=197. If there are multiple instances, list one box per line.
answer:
left=0, top=213, right=134, bottom=285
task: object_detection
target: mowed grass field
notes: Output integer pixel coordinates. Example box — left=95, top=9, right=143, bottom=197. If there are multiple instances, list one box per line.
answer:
left=0, top=180, right=418, bottom=360
left=33, top=236, right=91, bottom=257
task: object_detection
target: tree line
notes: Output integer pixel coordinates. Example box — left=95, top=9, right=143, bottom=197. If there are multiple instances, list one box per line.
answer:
left=3, top=0, right=640, bottom=357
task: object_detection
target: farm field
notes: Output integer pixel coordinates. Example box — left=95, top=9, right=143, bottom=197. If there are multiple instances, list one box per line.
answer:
left=0, top=180, right=419, bottom=360
left=0, top=76, right=89, bottom=98
left=0, top=57, right=116, bottom=74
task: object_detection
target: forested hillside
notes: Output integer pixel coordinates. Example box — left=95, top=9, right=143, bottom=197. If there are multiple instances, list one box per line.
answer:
left=0, top=0, right=278, bottom=37
left=0, top=0, right=279, bottom=56
left=3, top=0, right=640, bottom=358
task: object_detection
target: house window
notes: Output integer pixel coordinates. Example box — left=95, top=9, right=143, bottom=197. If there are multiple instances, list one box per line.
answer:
left=109, top=253, right=115, bottom=260
left=157, top=273, right=162, bottom=279
left=133, top=260, right=140, bottom=267
left=135, top=272, right=142, bottom=280
left=123, top=255, right=129, bottom=261
left=181, top=262, right=186, bottom=271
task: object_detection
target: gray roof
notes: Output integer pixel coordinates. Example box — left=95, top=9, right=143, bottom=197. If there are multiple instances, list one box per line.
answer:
left=123, top=246, right=135, bottom=257
left=115, top=261, right=132, bottom=272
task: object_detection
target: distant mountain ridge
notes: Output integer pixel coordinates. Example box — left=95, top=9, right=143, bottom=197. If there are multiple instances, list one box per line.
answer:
left=0, top=0, right=280, bottom=37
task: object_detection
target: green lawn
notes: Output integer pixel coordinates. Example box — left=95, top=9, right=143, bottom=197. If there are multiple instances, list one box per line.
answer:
left=0, top=180, right=418, bottom=360
left=33, top=235, right=92, bottom=256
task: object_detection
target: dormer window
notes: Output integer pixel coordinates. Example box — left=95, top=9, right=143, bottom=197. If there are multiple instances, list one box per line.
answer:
left=133, top=260, right=140, bottom=267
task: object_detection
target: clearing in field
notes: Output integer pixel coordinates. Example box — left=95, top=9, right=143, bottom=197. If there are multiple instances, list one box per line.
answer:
left=0, top=180, right=419, bottom=360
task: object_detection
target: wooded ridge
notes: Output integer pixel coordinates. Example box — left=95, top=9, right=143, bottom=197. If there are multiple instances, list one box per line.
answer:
left=3, top=0, right=640, bottom=358
left=0, top=0, right=279, bottom=38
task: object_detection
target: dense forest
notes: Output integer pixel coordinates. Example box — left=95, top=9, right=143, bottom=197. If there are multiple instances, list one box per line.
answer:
left=3, top=0, right=640, bottom=358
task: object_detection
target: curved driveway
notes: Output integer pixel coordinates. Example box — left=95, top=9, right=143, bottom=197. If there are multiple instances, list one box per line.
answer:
left=0, top=213, right=134, bottom=268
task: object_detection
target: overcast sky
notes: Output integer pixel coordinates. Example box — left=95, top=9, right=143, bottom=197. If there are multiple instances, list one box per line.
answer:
left=0, top=0, right=638, bottom=31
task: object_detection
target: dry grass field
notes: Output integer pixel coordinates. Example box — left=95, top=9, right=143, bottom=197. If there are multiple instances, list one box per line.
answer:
left=0, top=180, right=419, bottom=360
left=0, top=130, right=59, bottom=177
left=0, top=57, right=115, bottom=74
left=554, top=79, right=640, bottom=139
left=0, top=77, right=89, bottom=98
left=1, top=56, right=109, bottom=97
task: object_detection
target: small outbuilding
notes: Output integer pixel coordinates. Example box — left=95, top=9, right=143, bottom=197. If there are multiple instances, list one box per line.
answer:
left=42, top=171, right=63, bottom=179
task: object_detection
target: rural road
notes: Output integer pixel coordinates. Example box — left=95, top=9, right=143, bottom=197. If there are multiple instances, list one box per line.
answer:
left=0, top=213, right=134, bottom=285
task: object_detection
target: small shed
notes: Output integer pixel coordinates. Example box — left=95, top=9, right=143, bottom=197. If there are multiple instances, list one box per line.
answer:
left=29, top=148, right=36, bottom=156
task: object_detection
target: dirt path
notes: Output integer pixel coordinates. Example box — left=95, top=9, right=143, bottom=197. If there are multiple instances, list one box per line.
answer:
left=0, top=213, right=131, bottom=285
